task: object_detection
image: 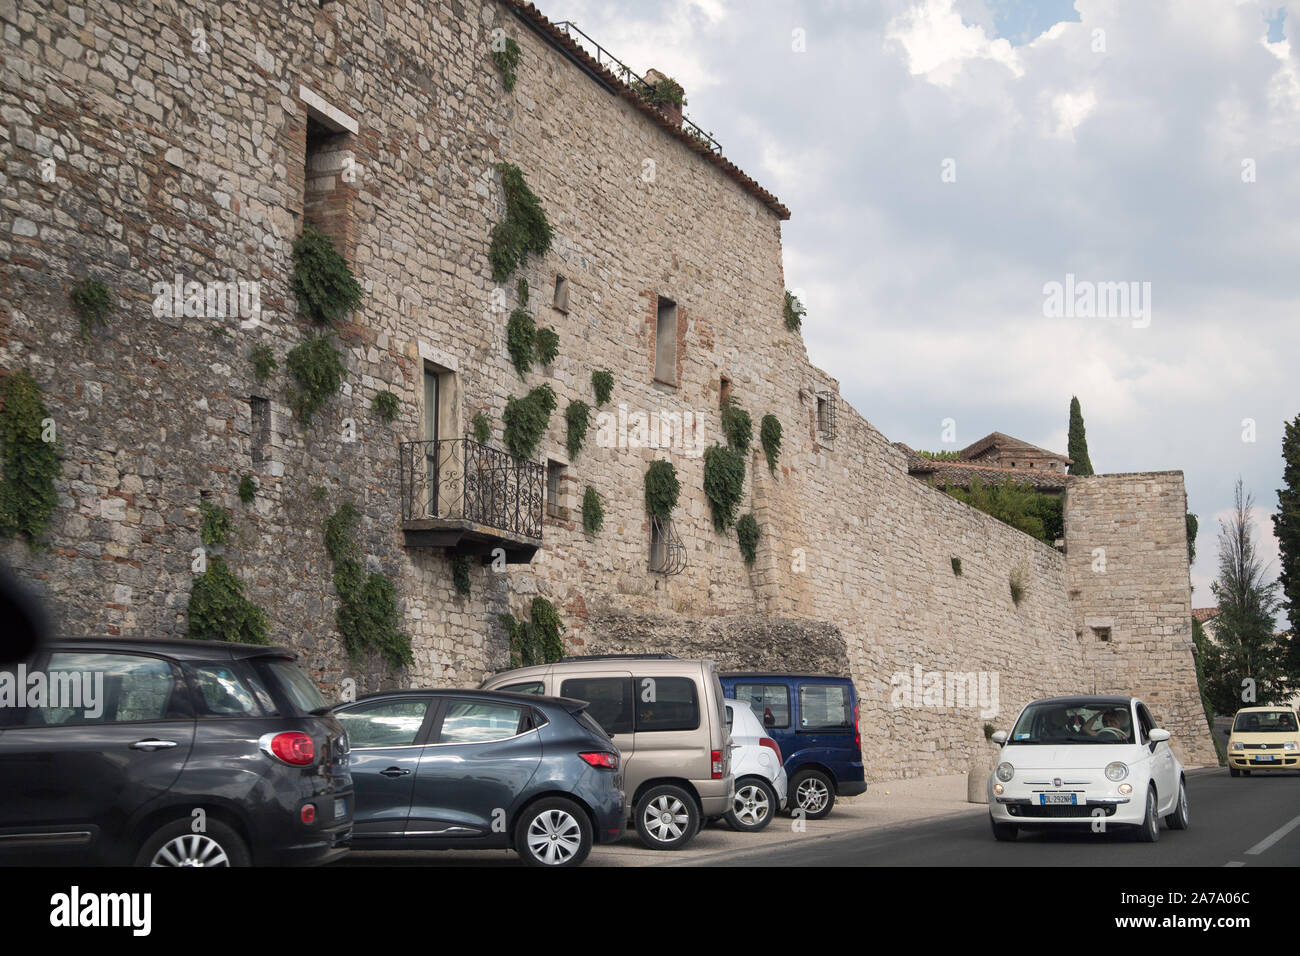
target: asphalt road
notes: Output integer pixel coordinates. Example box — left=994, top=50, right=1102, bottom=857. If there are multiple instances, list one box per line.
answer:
left=339, top=767, right=1300, bottom=867
left=697, top=768, right=1300, bottom=866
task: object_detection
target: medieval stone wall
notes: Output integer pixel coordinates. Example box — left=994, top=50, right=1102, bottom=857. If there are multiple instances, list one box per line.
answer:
left=0, top=0, right=1214, bottom=777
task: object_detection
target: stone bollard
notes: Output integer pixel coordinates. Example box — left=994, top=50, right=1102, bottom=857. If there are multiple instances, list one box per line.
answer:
left=967, top=752, right=994, bottom=804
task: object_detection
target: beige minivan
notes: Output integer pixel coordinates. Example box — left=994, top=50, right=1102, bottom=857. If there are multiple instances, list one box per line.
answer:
left=481, top=654, right=733, bottom=849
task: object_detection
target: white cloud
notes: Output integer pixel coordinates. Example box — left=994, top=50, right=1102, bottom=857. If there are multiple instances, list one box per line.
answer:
left=885, top=0, right=1024, bottom=85
left=1049, top=89, right=1097, bottom=139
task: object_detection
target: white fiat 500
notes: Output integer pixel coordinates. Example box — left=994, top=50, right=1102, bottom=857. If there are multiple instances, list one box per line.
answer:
left=987, top=695, right=1188, bottom=843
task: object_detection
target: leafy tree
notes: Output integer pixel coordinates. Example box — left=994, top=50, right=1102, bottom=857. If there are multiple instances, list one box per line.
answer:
left=1186, top=513, right=1198, bottom=567
left=1067, top=396, right=1094, bottom=476
left=1207, top=479, right=1284, bottom=706
left=1274, top=413, right=1300, bottom=680
left=943, top=476, right=1060, bottom=544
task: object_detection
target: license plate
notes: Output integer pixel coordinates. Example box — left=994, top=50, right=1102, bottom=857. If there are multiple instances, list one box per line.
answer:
left=1257, top=755, right=1276, bottom=762
left=1040, top=793, right=1077, bottom=805
left=334, top=797, right=347, bottom=819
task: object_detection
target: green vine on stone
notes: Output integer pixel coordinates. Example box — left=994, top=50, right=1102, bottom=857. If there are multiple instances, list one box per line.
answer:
left=292, top=227, right=363, bottom=325
left=489, top=162, right=554, bottom=282
left=582, top=485, right=604, bottom=535
left=591, top=369, right=614, bottom=407
left=535, top=326, right=559, bottom=366
left=502, top=383, right=556, bottom=459
left=507, top=308, right=536, bottom=377
left=324, top=502, right=413, bottom=670
left=720, top=398, right=752, bottom=453
left=199, top=499, right=233, bottom=547
left=565, top=400, right=591, bottom=458
left=250, top=344, right=277, bottom=383
left=451, top=554, right=471, bottom=597
left=644, top=459, right=680, bottom=520
left=71, top=279, right=114, bottom=342
left=186, top=555, right=271, bottom=645
left=503, top=596, right=564, bottom=668
left=286, top=333, right=345, bottom=422
left=638, top=76, right=686, bottom=109
left=372, top=390, right=400, bottom=424
left=703, top=444, right=746, bottom=532
left=0, top=370, right=61, bottom=547
left=760, top=414, right=782, bottom=475
left=238, top=475, right=257, bottom=505
left=951, top=556, right=963, bottom=576
left=736, top=513, right=760, bottom=566
left=783, top=290, right=805, bottom=332
left=490, top=33, right=521, bottom=92
left=472, top=411, right=492, bottom=445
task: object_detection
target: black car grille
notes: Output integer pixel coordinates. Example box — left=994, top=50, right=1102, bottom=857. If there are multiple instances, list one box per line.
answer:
left=1009, top=803, right=1116, bottom=818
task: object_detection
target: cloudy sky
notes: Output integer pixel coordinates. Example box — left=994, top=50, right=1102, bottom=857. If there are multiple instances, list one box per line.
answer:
left=542, top=0, right=1297, bottom=610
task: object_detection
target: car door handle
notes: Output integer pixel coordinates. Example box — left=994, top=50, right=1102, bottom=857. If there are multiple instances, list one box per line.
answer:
left=130, top=739, right=178, bottom=751
left=380, top=767, right=411, bottom=777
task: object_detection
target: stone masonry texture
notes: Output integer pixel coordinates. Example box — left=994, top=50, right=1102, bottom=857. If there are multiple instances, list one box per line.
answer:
left=0, top=0, right=1215, bottom=777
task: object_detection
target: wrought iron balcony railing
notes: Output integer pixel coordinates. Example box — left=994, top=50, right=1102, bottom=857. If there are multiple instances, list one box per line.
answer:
left=399, top=438, right=545, bottom=542
left=551, top=20, right=723, bottom=155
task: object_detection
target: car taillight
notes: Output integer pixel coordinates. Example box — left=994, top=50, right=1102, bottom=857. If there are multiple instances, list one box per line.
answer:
left=854, top=703, right=861, bottom=752
left=267, top=731, right=315, bottom=766
left=760, top=737, right=782, bottom=764
left=711, top=750, right=724, bottom=779
left=301, top=803, right=316, bottom=824
left=579, top=751, right=619, bottom=770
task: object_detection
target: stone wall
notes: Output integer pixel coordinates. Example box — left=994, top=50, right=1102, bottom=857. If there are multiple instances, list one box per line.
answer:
left=1065, top=473, right=1216, bottom=767
left=0, top=0, right=1214, bottom=778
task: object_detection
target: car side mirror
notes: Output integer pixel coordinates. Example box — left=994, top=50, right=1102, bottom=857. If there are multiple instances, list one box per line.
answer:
left=1148, top=728, right=1170, bottom=743
left=990, top=731, right=1007, bottom=745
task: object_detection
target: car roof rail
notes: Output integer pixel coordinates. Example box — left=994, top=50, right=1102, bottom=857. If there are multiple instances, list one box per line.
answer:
left=557, top=653, right=679, bottom=662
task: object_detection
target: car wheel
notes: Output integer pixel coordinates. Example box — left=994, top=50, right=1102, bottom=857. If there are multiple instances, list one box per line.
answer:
left=789, top=769, right=836, bottom=820
left=1165, top=777, right=1189, bottom=830
left=724, top=777, right=777, bottom=832
left=515, top=797, right=592, bottom=867
left=634, top=784, right=699, bottom=850
left=136, top=818, right=249, bottom=867
left=990, top=818, right=1019, bottom=842
left=1135, top=787, right=1160, bottom=843
left=1228, top=766, right=1240, bottom=777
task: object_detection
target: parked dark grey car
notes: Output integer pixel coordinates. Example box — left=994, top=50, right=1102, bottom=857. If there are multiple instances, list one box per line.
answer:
left=333, top=689, right=624, bottom=866
left=0, top=638, right=353, bottom=866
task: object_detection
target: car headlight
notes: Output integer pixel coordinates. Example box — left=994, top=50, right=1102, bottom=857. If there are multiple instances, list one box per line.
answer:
left=1231, top=741, right=1245, bottom=751
left=1286, top=741, right=1298, bottom=751
left=995, top=762, right=1014, bottom=782
left=1105, top=761, right=1129, bottom=782
left=1118, top=783, right=1132, bottom=795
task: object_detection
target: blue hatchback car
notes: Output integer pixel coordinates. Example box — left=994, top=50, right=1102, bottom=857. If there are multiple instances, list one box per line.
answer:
left=720, top=673, right=866, bottom=819
left=332, top=689, right=624, bottom=866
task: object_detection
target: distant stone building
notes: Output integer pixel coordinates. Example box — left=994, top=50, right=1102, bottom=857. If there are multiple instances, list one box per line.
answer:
left=0, top=0, right=1215, bottom=773
left=897, top=432, right=1070, bottom=495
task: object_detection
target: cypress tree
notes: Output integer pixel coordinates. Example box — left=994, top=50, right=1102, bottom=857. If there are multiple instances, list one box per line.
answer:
left=1067, top=396, right=1094, bottom=476
left=1274, top=414, right=1300, bottom=679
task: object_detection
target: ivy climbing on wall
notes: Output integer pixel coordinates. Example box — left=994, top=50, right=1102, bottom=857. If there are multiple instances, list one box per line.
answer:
left=489, top=163, right=553, bottom=282
left=324, top=502, right=413, bottom=669
left=502, top=596, right=564, bottom=668
left=0, top=370, right=61, bottom=547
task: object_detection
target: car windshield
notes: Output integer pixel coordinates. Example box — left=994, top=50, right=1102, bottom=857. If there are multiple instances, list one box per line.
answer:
left=1008, top=702, right=1135, bottom=745
left=1233, top=710, right=1299, bottom=733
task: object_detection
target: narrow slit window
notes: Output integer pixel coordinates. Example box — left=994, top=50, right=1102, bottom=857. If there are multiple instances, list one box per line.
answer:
left=654, top=296, right=678, bottom=385
left=553, top=275, right=569, bottom=313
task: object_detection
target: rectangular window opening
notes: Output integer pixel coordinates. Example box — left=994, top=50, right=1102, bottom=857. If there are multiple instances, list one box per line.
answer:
left=654, top=296, right=678, bottom=385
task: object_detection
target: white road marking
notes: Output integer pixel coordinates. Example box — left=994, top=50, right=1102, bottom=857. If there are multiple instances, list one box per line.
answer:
left=1245, top=814, right=1300, bottom=856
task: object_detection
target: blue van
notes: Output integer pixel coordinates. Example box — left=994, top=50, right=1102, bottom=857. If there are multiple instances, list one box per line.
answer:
left=720, top=673, right=866, bottom=819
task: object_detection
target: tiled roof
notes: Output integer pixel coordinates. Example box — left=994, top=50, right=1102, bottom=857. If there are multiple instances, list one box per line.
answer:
left=1192, top=607, right=1220, bottom=623
left=507, top=1, right=791, bottom=220
left=960, top=431, right=1071, bottom=464
left=896, top=444, right=1069, bottom=491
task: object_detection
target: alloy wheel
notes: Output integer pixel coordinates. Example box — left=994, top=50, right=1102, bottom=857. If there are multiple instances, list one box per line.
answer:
left=796, top=777, right=829, bottom=814
left=731, top=783, right=772, bottom=827
left=150, top=834, right=231, bottom=867
left=525, top=809, right=583, bottom=865
left=643, top=794, right=690, bottom=842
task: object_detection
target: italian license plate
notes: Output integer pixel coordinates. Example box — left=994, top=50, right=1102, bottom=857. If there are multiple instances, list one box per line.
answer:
left=334, top=797, right=347, bottom=819
left=1257, top=755, right=1276, bottom=762
left=1040, top=793, right=1077, bottom=805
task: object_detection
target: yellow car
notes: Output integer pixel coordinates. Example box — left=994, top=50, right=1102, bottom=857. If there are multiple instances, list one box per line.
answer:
left=1227, top=707, right=1300, bottom=776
